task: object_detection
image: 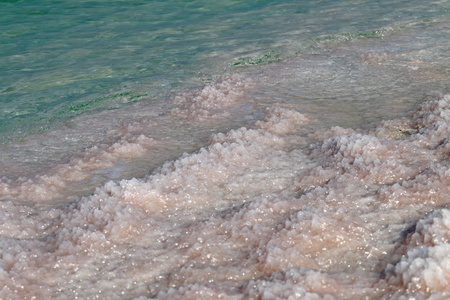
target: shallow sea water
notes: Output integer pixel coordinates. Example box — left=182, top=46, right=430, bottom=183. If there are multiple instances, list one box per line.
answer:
left=0, top=0, right=449, bottom=299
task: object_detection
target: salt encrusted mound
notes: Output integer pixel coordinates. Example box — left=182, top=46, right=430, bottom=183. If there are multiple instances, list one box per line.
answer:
left=411, top=94, right=450, bottom=147
left=170, top=74, right=252, bottom=121
left=0, top=131, right=157, bottom=201
left=255, top=106, right=309, bottom=134
left=0, top=95, right=449, bottom=299
left=385, top=209, right=450, bottom=299
left=0, top=74, right=252, bottom=202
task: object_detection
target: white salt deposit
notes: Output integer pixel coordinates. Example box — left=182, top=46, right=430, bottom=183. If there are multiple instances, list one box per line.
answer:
left=0, top=132, right=157, bottom=201
left=0, top=93, right=449, bottom=299
left=171, top=74, right=252, bottom=121
left=385, top=209, right=450, bottom=299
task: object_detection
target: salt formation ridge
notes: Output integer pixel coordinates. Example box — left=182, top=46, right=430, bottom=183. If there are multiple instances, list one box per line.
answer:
left=0, top=95, right=449, bottom=299
left=171, top=74, right=252, bottom=121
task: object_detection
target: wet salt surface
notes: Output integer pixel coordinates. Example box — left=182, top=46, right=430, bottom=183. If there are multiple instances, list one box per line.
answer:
left=0, top=74, right=257, bottom=204
left=1, top=94, right=449, bottom=299
left=1, top=21, right=450, bottom=300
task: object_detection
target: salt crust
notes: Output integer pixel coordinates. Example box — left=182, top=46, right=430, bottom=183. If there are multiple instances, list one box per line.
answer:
left=385, top=209, right=450, bottom=299
left=0, top=131, right=156, bottom=201
left=0, top=75, right=252, bottom=202
left=0, top=95, right=449, bottom=299
left=170, top=74, right=252, bottom=121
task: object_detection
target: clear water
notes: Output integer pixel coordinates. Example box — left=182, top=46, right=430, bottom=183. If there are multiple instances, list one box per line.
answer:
left=0, top=0, right=449, bottom=299
left=1, top=0, right=447, bottom=141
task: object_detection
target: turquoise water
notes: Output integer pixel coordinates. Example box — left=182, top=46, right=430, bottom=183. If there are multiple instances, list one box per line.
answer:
left=1, top=0, right=447, bottom=141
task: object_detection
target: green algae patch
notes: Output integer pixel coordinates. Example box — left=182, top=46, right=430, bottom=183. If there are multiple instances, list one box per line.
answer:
left=62, top=91, right=148, bottom=114
left=232, top=50, right=282, bottom=67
